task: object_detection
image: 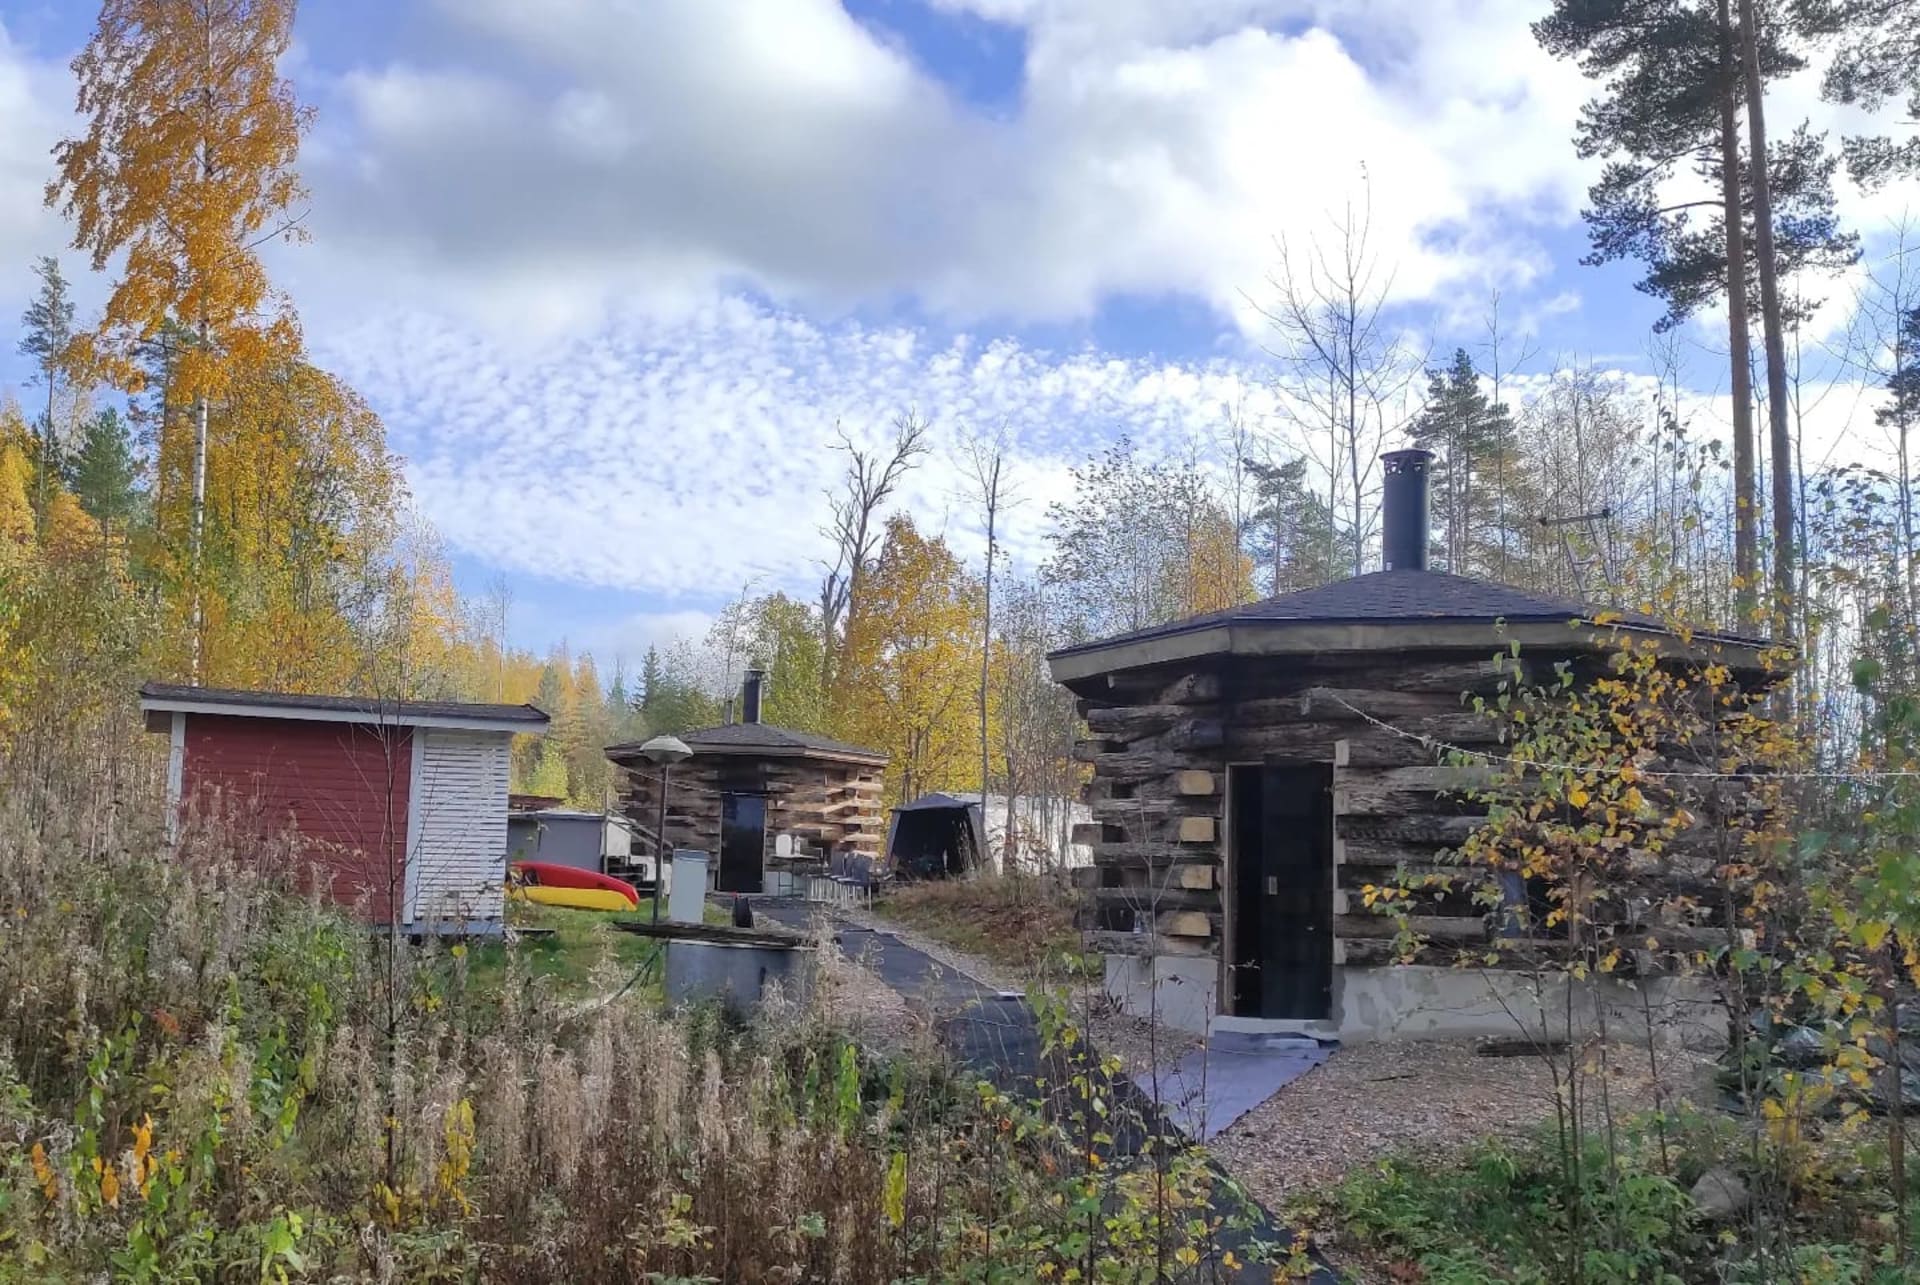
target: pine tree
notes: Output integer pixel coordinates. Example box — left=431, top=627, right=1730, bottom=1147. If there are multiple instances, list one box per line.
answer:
left=1537, top=0, right=1857, bottom=619
left=1242, top=455, right=1346, bottom=595
left=16, top=257, right=76, bottom=519
left=1798, top=0, right=1919, bottom=186
left=1409, top=349, right=1520, bottom=577
left=65, top=408, right=142, bottom=530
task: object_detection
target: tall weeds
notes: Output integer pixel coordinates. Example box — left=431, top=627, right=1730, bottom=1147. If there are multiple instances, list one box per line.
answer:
left=1, top=731, right=1247, bottom=1281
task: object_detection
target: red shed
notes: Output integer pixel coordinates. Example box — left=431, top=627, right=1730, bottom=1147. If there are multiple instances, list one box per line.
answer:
left=140, top=683, right=550, bottom=930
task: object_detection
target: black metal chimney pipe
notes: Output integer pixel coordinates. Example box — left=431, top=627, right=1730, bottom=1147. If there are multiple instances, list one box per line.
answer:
left=1380, top=448, right=1434, bottom=572
left=742, top=668, right=766, bottom=724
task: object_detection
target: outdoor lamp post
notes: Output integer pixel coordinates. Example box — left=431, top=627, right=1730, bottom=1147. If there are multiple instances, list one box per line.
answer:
left=639, top=735, right=692, bottom=923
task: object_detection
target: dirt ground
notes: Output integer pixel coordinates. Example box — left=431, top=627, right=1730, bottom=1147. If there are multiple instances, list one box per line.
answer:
left=837, top=903, right=1721, bottom=1219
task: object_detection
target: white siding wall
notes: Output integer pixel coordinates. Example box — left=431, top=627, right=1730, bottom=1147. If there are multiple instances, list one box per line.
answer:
left=405, top=730, right=512, bottom=925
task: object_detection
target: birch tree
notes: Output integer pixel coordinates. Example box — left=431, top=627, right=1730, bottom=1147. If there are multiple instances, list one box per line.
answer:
left=1257, top=188, right=1424, bottom=575
left=49, top=0, right=310, bottom=679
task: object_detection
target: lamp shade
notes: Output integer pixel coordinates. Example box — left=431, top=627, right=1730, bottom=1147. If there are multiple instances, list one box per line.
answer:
left=639, top=734, right=693, bottom=766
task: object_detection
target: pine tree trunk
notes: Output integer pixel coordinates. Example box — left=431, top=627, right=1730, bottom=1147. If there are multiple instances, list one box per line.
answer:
left=1717, top=0, right=1760, bottom=625
left=1736, top=0, right=1796, bottom=651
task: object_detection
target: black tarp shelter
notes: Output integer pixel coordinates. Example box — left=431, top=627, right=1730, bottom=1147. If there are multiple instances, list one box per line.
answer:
left=884, top=793, right=988, bottom=879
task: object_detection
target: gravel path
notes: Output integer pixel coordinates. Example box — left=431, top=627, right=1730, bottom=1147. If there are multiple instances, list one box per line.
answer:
left=1211, top=1037, right=1719, bottom=1206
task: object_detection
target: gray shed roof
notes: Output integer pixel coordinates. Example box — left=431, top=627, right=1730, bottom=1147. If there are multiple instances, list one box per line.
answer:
left=1048, top=569, right=1771, bottom=680
left=139, top=682, right=550, bottom=732
left=607, top=720, right=887, bottom=765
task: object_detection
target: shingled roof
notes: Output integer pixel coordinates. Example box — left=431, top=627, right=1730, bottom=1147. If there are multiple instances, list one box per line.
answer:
left=607, top=720, right=887, bottom=764
left=1048, top=568, right=1769, bottom=679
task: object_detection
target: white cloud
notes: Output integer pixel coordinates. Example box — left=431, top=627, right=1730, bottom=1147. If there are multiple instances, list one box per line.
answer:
left=290, top=0, right=1602, bottom=339
left=0, top=20, right=79, bottom=384
left=577, top=608, right=720, bottom=667
left=314, top=296, right=1286, bottom=602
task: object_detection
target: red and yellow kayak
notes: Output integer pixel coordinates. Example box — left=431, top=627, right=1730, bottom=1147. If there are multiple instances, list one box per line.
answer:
left=508, top=861, right=640, bottom=912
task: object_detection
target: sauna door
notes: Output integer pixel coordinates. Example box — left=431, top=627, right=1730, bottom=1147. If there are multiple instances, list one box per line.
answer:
left=1230, top=763, right=1333, bottom=1019
left=718, top=793, right=766, bottom=894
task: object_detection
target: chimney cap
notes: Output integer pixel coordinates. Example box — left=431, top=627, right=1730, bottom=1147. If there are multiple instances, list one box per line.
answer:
left=1382, top=447, right=1434, bottom=468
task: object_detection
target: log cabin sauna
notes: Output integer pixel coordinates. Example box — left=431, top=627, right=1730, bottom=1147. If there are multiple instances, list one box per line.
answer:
left=1047, top=450, right=1773, bottom=1042
left=608, top=671, right=888, bottom=895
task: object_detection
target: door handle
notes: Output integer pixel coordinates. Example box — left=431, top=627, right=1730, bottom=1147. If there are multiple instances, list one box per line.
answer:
left=1265, top=875, right=1278, bottom=895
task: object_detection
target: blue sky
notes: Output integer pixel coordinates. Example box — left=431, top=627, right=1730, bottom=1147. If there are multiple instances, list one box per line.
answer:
left=0, top=0, right=1908, bottom=665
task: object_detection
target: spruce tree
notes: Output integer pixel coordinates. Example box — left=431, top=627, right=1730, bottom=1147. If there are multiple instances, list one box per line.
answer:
left=1409, top=349, right=1519, bottom=577
left=66, top=408, right=143, bottom=530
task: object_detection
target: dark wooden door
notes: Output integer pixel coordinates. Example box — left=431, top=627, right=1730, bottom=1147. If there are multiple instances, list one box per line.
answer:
left=1231, top=764, right=1333, bottom=1020
left=1258, top=764, right=1333, bottom=1019
left=718, top=793, right=766, bottom=894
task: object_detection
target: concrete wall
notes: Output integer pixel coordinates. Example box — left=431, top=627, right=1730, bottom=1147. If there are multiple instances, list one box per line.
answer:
left=1104, top=954, right=1220, bottom=1034
left=1333, top=966, right=1728, bottom=1050
left=1104, top=954, right=1729, bottom=1051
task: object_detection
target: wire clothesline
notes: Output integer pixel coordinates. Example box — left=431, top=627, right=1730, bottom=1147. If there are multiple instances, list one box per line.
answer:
left=1322, top=692, right=1920, bottom=784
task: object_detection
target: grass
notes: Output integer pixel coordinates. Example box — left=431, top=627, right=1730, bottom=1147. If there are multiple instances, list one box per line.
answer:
left=877, top=872, right=1097, bottom=979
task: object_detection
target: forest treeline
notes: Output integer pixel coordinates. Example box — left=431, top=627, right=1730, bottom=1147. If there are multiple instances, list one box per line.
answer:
left=2, top=0, right=1916, bottom=826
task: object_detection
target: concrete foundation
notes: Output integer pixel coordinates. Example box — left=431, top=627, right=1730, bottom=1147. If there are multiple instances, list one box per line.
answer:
left=1105, top=955, right=1729, bottom=1050
left=1104, top=954, right=1219, bottom=1034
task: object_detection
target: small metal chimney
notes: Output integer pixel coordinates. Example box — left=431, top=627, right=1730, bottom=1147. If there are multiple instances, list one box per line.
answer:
left=1380, top=448, right=1434, bottom=572
left=741, top=668, right=766, bottom=724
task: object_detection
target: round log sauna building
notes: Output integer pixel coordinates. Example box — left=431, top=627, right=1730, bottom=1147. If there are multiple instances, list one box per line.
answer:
left=1047, top=449, right=1771, bottom=1042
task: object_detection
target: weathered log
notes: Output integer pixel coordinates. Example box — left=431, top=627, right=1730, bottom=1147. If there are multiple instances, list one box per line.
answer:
left=1336, top=814, right=1485, bottom=845
left=1334, top=779, right=1483, bottom=817
left=1298, top=688, right=1478, bottom=721
left=1159, top=672, right=1224, bottom=704
left=1089, top=796, right=1221, bottom=824
left=1157, top=910, right=1214, bottom=938
left=1084, top=704, right=1190, bottom=739
left=1086, top=750, right=1216, bottom=784
left=1334, top=913, right=1488, bottom=941
left=1345, top=764, right=1499, bottom=792
left=1231, top=657, right=1529, bottom=699
left=1072, top=738, right=1122, bottom=764
left=1326, top=736, right=1449, bottom=768
left=1086, top=930, right=1217, bottom=959
left=1335, top=861, right=1480, bottom=890
left=1089, top=886, right=1218, bottom=913
left=1094, top=840, right=1221, bottom=863
left=1088, top=846, right=1224, bottom=873
left=1177, top=815, right=1216, bottom=843
left=1163, top=718, right=1226, bottom=750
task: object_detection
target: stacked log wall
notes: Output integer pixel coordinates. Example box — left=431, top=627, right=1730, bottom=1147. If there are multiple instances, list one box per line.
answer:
left=1074, top=655, right=1534, bottom=967
left=1076, top=648, right=1746, bottom=977
left=615, top=756, right=887, bottom=868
